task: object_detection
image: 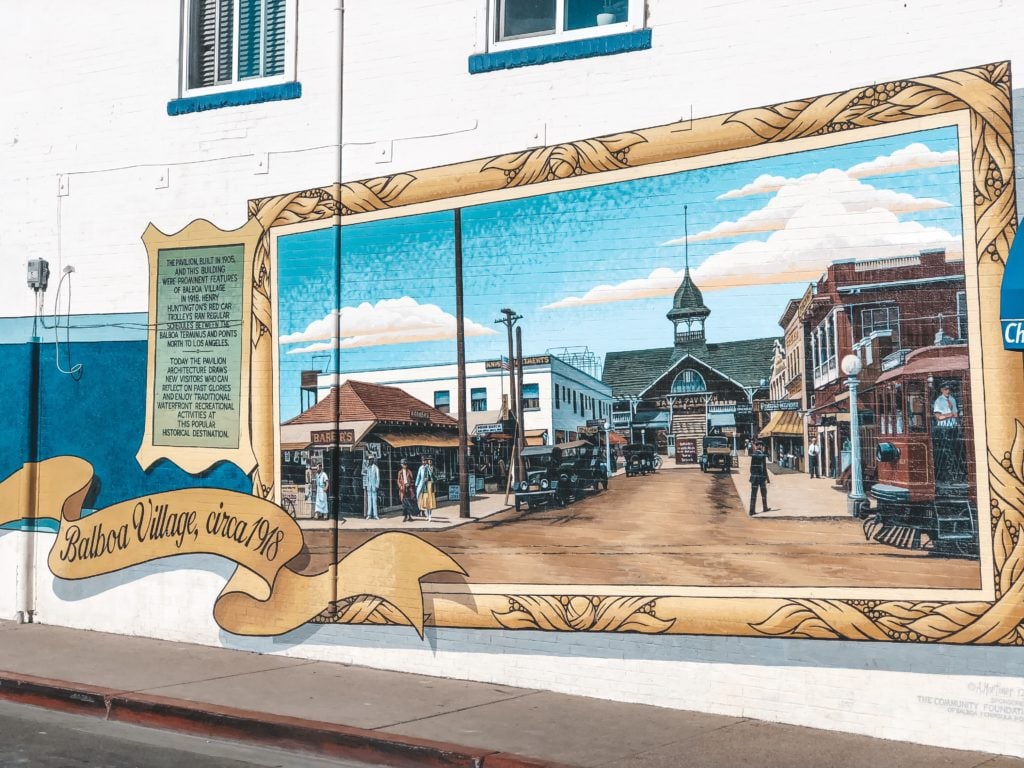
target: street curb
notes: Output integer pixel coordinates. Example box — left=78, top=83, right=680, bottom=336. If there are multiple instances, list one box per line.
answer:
left=0, top=671, right=114, bottom=717
left=0, top=671, right=574, bottom=768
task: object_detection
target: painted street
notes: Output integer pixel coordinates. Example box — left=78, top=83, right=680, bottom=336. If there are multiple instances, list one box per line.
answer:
left=302, top=463, right=982, bottom=590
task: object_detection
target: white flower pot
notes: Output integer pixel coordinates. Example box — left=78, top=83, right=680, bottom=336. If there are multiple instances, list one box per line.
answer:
left=596, top=12, right=616, bottom=25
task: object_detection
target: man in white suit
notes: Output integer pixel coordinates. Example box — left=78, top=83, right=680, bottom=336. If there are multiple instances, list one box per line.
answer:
left=364, top=457, right=381, bottom=520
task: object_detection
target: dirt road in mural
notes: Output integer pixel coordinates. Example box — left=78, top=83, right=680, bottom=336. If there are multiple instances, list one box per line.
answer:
left=300, top=466, right=980, bottom=589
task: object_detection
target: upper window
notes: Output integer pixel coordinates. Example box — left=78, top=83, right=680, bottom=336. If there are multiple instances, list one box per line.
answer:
left=434, top=390, right=451, bottom=414
left=523, top=383, right=541, bottom=411
left=489, top=0, right=643, bottom=51
left=471, top=387, right=488, bottom=412
left=671, top=369, right=707, bottom=394
left=183, top=0, right=293, bottom=94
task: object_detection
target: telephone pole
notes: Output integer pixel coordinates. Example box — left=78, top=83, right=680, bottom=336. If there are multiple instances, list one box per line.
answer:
left=495, top=308, right=522, bottom=481
left=454, top=209, right=470, bottom=518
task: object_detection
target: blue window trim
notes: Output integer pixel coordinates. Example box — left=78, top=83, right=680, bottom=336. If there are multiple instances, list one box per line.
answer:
left=167, top=81, right=301, bottom=116
left=469, top=29, right=651, bottom=74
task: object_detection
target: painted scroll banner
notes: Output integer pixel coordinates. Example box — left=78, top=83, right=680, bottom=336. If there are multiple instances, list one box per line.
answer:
left=0, top=457, right=464, bottom=636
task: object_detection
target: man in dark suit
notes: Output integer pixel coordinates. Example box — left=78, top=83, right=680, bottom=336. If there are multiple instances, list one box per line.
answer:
left=749, top=441, right=771, bottom=516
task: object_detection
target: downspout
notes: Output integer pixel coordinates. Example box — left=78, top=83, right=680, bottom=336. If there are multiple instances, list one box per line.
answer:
left=17, top=335, right=41, bottom=623
left=328, top=0, right=346, bottom=616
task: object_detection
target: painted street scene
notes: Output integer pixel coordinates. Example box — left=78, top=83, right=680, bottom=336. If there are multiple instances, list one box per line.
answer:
left=279, top=125, right=982, bottom=589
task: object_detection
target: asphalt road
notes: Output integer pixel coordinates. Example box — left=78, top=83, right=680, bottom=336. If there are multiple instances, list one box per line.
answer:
left=0, top=699, right=383, bottom=768
left=302, top=466, right=980, bottom=589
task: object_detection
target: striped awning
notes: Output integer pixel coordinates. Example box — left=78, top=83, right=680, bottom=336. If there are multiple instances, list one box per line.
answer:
left=376, top=432, right=460, bottom=449
left=758, top=410, right=803, bottom=438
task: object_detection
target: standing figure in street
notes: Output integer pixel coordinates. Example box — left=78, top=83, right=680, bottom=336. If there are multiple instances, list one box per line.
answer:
left=416, top=456, right=437, bottom=522
left=397, top=458, right=418, bottom=522
left=313, top=463, right=330, bottom=520
left=748, top=442, right=770, bottom=517
left=807, top=438, right=820, bottom=478
left=364, top=458, right=380, bottom=519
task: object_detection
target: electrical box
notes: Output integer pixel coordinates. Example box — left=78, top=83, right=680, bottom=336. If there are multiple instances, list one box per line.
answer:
left=27, top=258, right=50, bottom=291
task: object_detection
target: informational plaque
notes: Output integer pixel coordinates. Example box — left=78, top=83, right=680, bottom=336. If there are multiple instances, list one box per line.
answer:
left=153, top=245, right=244, bottom=448
left=137, top=219, right=263, bottom=475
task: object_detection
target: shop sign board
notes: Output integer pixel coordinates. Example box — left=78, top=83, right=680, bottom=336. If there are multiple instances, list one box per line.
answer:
left=762, top=400, right=801, bottom=412
left=311, top=429, right=355, bottom=446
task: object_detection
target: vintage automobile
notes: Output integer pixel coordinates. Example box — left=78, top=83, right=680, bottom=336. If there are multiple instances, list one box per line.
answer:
left=699, top=435, right=733, bottom=473
left=557, top=439, right=609, bottom=494
left=514, top=445, right=566, bottom=511
left=623, top=443, right=658, bottom=477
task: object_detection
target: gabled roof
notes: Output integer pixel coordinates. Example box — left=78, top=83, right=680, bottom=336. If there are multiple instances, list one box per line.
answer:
left=602, top=337, right=779, bottom=398
left=284, top=380, right=456, bottom=426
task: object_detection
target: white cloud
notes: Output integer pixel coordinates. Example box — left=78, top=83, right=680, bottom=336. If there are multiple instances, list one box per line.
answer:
left=281, top=297, right=496, bottom=353
left=664, top=170, right=950, bottom=245
left=545, top=173, right=962, bottom=309
left=544, top=268, right=684, bottom=309
left=847, top=142, right=958, bottom=178
left=690, top=202, right=961, bottom=288
left=716, top=142, right=957, bottom=200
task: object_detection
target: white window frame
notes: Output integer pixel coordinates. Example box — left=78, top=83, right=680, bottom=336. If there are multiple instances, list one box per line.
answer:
left=179, top=0, right=298, bottom=98
left=482, top=0, right=646, bottom=54
left=956, top=290, right=968, bottom=340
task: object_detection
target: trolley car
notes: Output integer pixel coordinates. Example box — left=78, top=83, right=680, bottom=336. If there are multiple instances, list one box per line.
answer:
left=863, top=345, right=978, bottom=557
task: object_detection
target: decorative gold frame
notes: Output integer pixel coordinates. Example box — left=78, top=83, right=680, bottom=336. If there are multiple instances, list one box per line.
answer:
left=251, top=62, right=1022, bottom=643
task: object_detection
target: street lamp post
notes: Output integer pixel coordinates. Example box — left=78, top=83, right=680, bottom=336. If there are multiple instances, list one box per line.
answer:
left=841, top=354, right=869, bottom=517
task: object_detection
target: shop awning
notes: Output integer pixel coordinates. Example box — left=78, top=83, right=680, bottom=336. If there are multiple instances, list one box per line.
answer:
left=280, top=442, right=312, bottom=452
left=376, top=432, right=460, bottom=449
left=525, top=429, right=548, bottom=447
left=632, top=411, right=669, bottom=428
left=758, top=410, right=803, bottom=438
left=709, top=412, right=736, bottom=427
left=608, top=431, right=628, bottom=446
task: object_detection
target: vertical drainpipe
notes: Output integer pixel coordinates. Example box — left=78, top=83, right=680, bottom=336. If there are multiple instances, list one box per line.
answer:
left=328, top=0, right=346, bottom=616
left=17, top=335, right=41, bottom=623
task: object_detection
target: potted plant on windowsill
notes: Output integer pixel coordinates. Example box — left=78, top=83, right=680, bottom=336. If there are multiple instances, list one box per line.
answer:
left=596, top=0, right=618, bottom=25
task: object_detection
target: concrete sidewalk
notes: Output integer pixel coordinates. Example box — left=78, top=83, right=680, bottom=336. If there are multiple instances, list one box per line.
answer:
left=1, top=622, right=1022, bottom=767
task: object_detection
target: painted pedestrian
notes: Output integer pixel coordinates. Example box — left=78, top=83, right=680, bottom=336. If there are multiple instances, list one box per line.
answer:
left=397, top=458, right=418, bottom=522
left=364, top=457, right=380, bottom=519
left=748, top=442, right=770, bottom=516
left=807, top=438, right=820, bottom=478
left=416, top=456, right=437, bottom=522
left=313, top=463, right=329, bottom=520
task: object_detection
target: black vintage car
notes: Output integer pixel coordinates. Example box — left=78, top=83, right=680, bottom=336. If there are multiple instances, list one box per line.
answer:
left=514, top=441, right=608, bottom=511
left=623, top=443, right=658, bottom=477
left=699, top=435, right=733, bottom=473
left=557, top=440, right=609, bottom=494
left=514, top=445, right=567, bottom=511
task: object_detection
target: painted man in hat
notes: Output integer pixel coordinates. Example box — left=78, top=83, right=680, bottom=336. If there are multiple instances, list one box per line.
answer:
left=933, top=381, right=960, bottom=427
left=397, top=458, right=418, bottom=522
left=933, top=381, right=965, bottom=482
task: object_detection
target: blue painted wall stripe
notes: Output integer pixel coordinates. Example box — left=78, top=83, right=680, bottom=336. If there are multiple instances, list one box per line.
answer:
left=0, top=313, right=150, bottom=345
left=167, top=81, right=301, bottom=116
left=469, top=29, right=651, bottom=74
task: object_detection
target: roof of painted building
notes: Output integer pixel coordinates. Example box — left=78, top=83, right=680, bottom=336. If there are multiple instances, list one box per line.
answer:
left=666, top=269, right=711, bottom=322
left=284, top=380, right=457, bottom=426
left=602, top=336, right=779, bottom=398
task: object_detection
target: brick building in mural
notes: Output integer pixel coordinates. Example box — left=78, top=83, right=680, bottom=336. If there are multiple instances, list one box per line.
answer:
left=802, top=249, right=967, bottom=481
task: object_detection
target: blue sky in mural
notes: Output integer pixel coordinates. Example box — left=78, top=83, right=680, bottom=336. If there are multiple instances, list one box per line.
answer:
left=277, top=126, right=963, bottom=420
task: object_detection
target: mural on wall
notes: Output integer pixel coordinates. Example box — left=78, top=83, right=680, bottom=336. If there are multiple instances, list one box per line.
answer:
left=3, top=62, right=1023, bottom=643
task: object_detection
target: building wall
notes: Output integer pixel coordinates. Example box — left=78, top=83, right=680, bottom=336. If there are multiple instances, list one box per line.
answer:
left=2, top=0, right=1024, bottom=759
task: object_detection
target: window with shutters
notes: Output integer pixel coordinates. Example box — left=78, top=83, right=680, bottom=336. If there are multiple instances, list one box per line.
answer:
left=182, top=0, right=295, bottom=96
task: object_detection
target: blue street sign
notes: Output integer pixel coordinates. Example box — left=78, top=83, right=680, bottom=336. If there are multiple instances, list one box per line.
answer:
left=1001, top=219, right=1024, bottom=350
